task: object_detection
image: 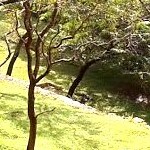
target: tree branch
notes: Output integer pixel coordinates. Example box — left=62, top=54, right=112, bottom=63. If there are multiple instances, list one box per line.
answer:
left=0, top=34, right=12, bottom=67
left=33, top=2, right=59, bottom=78
left=36, top=108, right=55, bottom=118
left=52, top=57, right=74, bottom=65
left=23, top=0, right=34, bottom=81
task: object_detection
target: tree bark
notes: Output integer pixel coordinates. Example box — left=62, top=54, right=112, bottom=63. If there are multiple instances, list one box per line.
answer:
left=27, top=82, right=37, bottom=150
left=67, top=58, right=101, bottom=97
left=6, top=33, right=27, bottom=76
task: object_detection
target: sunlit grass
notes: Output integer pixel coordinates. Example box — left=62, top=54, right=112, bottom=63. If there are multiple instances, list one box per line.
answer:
left=1, top=11, right=150, bottom=150
left=1, top=80, right=150, bottom=149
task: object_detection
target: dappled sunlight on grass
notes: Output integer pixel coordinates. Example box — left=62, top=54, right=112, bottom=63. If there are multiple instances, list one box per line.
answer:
left=1, top=80, right=150, bottom=149
left=0, top=7, right=150, bottom=150
left=44, top=63, right=78, bottom=89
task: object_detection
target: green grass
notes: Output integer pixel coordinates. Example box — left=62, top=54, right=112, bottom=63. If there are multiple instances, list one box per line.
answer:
left=1, top=11, right=150, bottom=150
left=1, top=80, right=150, bottom=150
left=0, top=21, right=150, bottom=122
left=0, top=42, right=28, bottom=80
left=0, top=42, right=150, bottom=123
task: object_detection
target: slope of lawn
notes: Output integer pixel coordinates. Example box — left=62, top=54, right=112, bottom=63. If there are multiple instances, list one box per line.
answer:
left=1, top=11, right=150, bottom=150
left=0, top=79, right=150, bottom=150
left=1, top=42, right=150, bottom=123
left=0, top=10, right=146, bottom=117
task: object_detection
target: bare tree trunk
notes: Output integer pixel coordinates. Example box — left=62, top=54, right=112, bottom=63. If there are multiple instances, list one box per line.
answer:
left=27, top=82, right=37, bottom=150
left=6, top=48, right=20, bottom=76
left=67, top=58, right=101, bottom=97
left=6, top=33, right=27, bottom=76
left=21, top=0, right=88, bottom=149
left=23, top=1, right=59, bottom=149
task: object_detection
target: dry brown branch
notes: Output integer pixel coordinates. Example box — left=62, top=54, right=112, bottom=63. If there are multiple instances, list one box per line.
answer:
left=35, top=53, right=52, bottom=83
left=14, top=11, right=27, bottom=44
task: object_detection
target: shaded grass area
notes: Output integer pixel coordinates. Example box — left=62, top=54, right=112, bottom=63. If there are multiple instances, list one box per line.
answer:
left=43, top=62, right=150, bottom=123
left=1, top=80, right=150, bottom=150
left=1, top=39, right=150, bottom=122
left=1, top=34, right=150, bottom=124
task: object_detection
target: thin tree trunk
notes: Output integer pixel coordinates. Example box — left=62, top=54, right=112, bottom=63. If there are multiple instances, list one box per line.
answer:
left=27, top=82, right=37, bottom=150
left=6, top=43, right=21, bottom=76
left=6, top=33, right=27, bottom=76
left=67, top=58, right=101, bottom=97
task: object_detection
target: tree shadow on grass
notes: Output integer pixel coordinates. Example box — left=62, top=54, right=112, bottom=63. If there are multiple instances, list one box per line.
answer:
left=0, top=92, right=29, bottom=131
left=43, top=62, right=79, bottom=88
left=77, top=66, right=150, bottom=124
left=43, top=62, right=150, bottom=124
left=36, top=106, right=101, bottom=149
left=0, top=92, right=26, bottom=101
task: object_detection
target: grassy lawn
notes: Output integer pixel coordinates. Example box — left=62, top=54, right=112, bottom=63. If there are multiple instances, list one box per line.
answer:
left=1, top=41, right=150, bottom=122
left=1, top=80, right=150, bottom=150
left=1, top=11, right=150, bottom=150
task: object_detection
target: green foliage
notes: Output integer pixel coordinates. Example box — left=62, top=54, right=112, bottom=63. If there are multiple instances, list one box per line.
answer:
left=136, top=21, right=150, bottom=33
left=40, top=12, right=51, bottom=22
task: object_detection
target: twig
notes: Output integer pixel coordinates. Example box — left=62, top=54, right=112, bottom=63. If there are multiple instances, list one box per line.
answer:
left=48, top=25, right=60, bottom=48
left=33, top=1, right=59, bottom=78
left=52, top=57, right=74, bottom=65
left=36, top=108, right=56, bottom=118
left=14, top=11, right=26, bottom=43
left=52, top=36, right=73, bottom=49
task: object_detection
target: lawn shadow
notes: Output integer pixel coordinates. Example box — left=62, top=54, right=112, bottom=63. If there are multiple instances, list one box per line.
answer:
left=0, top=92, right=29, bottom=131
left=44, top=62, right=79, bottom=88
left=36, top=106, right=101, bottom=149
left=42, top=62, right=150, bottom=124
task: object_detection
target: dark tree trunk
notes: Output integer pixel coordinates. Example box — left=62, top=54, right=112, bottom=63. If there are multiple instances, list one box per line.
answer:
left=6, top=43, right=21, bottom=76
left=27, top=82, right=37, bottom=150
left=67, top=58, right=101, bottom=97
left=6, top=33, right=27, bottom=76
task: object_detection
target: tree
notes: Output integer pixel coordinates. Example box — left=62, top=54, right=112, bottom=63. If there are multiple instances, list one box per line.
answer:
left=17, top=0, right=96, bottom=149
left=1, top=1, right=149, bottom=149
left=6, top=33, right=28, bottom=75
left=67, top=0, right=150, bottom=98
left=67, top=41, right=114, bottom=97
left=5, top=0, right=97, bottom=76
